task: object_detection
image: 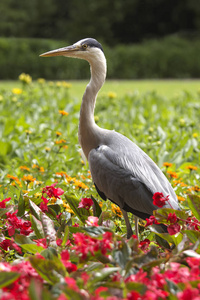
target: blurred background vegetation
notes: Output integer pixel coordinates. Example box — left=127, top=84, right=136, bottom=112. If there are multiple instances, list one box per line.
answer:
left=1, top=0, right=200, bottom=79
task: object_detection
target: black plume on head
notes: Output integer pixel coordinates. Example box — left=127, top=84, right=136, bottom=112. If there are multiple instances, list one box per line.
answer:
left=81, top=38, right=104, bottom=53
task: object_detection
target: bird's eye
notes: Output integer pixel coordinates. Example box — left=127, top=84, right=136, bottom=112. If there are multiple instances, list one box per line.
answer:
left=82, top=44, right=88, bottom=50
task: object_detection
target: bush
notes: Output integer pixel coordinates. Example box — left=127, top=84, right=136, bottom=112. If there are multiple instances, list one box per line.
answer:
left=0, top=35, right=200, bottom=79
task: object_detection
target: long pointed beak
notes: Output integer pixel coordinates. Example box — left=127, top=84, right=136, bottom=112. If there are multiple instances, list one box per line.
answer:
left=40, top=45, right=79, bottom=57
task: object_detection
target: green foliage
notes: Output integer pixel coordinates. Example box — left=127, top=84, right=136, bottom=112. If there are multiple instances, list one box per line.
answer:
left=0, top=78, right=199, bottom=298
left=1, top=35, right=200, bottom=79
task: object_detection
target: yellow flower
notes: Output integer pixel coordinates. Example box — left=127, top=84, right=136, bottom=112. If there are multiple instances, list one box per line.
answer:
left=193, top=133, right=198, bottom=138
left=192, top=185, right=200, bottom=192
left=163, top=162, right=173, bottom=168
left=62, top=81, right=72, bottom=88
left=63, top=201, right=74, bottom=214
left=73, top=179, right=89, bottom=190
left=59, top=110, right=69, bottom=116
left=56, top=172, right=68, bottom=177
left=185, top=165, right=198, bottom=171
left=45, top=147, right=51, bottom=152
left=56, top=81, right=62, bottom=87
left=7, top=174, right=20, bottom=181
left=20, top=166, right=30, bottom=171
left=25, top=130, right=32, bottom=135
left=56, top=131, right=62, bottom=136
left=19, top=73, right=32, bottom=84
left=111, top=204, right=122, bottom=218
left=55, top=139, right=67, bottom=145
left=0, top=95, right=3, bottom=101
left=108, top=92, right=117, bottom=99
left=37, top=78, right=45, bottom=84
left=177, top=195, right=185, bottom=202
left=167, top=171, right=178, bottom=178
left=22, top=175, right=36, bottom=183
left=12, top=88, right=23, bottom=95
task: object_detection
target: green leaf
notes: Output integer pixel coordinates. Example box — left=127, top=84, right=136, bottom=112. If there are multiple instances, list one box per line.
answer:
left=166, top=279, right=181, bottom=295
left=29, top=256, right=66, bottom=284
left=153, top=208, right=189, bottom=223
left=64, top=194, right=90, bottom=224
left=187, top=195, right=200, bottom=221
left=20, top=244, right=45, bottom=254
left=0, top=272, right=20, bottom=288
left=29, top=199, right=42, bottom=220
left=40, top=211, right=56, bottom=243
left=17, top=192, right=25, bottom=217
left=92, top=267, right=120, bottom=283
left=126, top=282, right=147, bottom=294
left=41, top=247, right=58, bottom=259
left=0, top=207, right=12, bottom=217
left=15, top=234, right=35, bottom=245
left=0, top=141, right=12, bottom=156
left=113, top=240, right=131, bottom=269
left=61, top=225, right=69, bottom=247
left=30, top=214, right=45, bottom=239
left=91, top=195, right=102, bottom=217
left=182, top=230, right=200, bottom=243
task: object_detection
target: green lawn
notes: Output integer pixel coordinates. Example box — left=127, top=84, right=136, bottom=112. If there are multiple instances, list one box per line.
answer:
left=1, top=79, right=200, bottom=99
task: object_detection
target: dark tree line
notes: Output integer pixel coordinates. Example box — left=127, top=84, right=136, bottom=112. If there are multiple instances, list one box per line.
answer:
left=1, top=0, right=200, bottom=45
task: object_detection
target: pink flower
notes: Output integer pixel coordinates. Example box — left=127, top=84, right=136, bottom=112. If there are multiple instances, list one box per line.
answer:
left=86, top=216, right=99, bottom=226
left=78, top=197, right=93, bottom=210
left=167, top=223, right=181, bottom=235
left=152, top=192, right=169, bottom=208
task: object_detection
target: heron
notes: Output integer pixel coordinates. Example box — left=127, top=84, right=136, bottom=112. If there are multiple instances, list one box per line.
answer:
left=40, top=38, right=180, bottom=238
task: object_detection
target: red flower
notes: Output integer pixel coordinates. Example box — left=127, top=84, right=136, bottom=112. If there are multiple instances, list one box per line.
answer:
left=65, top=261, right=77, bottom=273
left=5, top=211, right=33, bottom=237
left=42, top=183, right=64, bottom=199
left=177, top=286, right=200, bottom=300
left=167, top=212, right=178, bottom=224
left=33, top=238, right=47, bottom=248
left=78, top=197, right=93, bottom=210
left=167, top=223, right=181, bottom=235
left=95, top=286, right=108, bottom=296
left=139, top=239, right=150, bottom=251
left=0, top=239, right=11, bottom=251
left=127, top=291, right=141, bottom=300
left=0, top=197, right=11, bottom=208
left=39, top=196, right=48, bottom=212
left=61, top=249, right=70, bottom=261
left=152, top=192, right=169, bottom=208
left=56, top=238, right=62, bottom=246
left=145, top=215, right=160, bottom=227
left=65, top=277, right=79, bottom=292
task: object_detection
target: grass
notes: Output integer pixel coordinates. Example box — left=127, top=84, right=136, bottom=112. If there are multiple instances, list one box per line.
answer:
left=1, top=79, right=200, bottom=99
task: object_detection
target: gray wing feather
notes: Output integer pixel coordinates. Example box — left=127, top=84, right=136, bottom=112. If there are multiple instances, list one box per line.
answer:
left=88, top=131, right=179, bottom=216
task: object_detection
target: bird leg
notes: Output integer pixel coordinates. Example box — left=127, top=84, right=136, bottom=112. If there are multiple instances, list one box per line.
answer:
left=134, top=216, right=139, bottom=239
left=121, top=209, right=133, bottom=239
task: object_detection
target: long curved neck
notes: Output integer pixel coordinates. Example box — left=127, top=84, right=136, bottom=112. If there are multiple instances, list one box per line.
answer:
left=78, top=53, right=107, bottom=159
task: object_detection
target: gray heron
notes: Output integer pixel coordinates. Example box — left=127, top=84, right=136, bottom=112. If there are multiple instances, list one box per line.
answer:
left=40, top=38, right=180, bottom=238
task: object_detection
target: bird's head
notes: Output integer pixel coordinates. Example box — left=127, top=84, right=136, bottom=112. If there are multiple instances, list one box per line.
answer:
left=40, top=38, right=104, bottom=64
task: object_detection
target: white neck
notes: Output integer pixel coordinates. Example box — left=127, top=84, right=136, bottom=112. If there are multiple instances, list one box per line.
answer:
left=78, top=51, right=107, bottom=159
